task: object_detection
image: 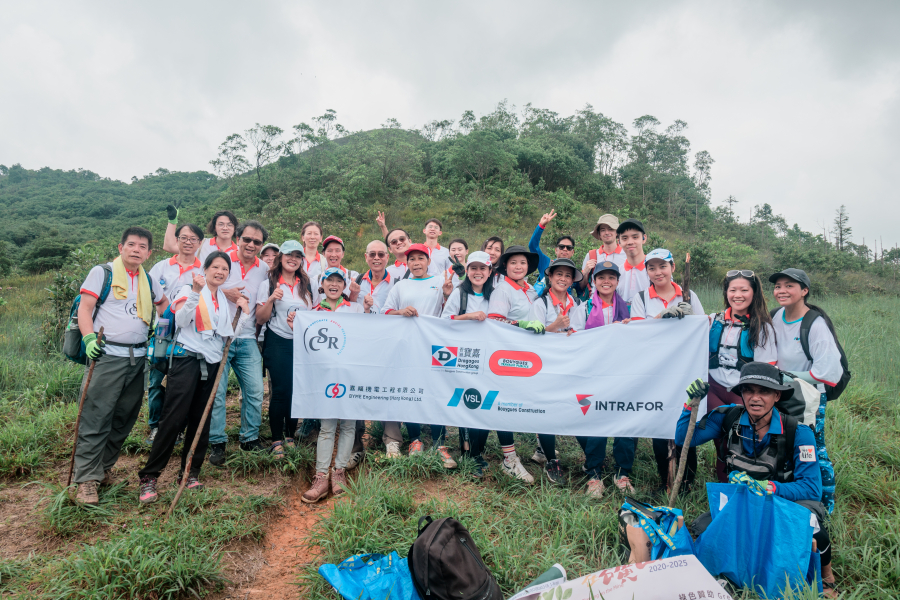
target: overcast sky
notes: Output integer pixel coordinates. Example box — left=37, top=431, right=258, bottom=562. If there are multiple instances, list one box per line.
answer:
left=1, top=1, right=898, bottom=249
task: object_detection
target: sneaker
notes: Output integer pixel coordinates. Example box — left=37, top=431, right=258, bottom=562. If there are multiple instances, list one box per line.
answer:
left=385, top=441, right=402, bottom=459
left=531, top=446, right=548, bottom=465
left=408, top=439, right=425, bottom=455
left=586, top=477, right=605, bottom=498
left=472, top=456, right=488, bottom=479
left=346, top=448, right=365, bottom=470
left=614, top=475, right=635, bottom=493
left=283, top=437, right=295, bottom=449
left=302, top=472, right=330, bottom=504
left=269, top=441, right=285, bottom=460
left=545, top=459, right=565, bottom=485
left=177, top=471, right=204, bottom=490
left=175, top=431, right=185, bottom=445
left=145, top=428, right=158, bottom=445
left=436, top=446, right=457, bottom=469
left=501, top=454, right=534, bottom=484
left=99, top=469, right=114, bottom=487
left=240, top=439, right=264, bottom=452
left=332, top=468, right=348, bottom=496
left=138, top=477, right=158, bottom=504
left=208, top=443, right=227, bottom=468
left=74, top=481, right=100, bottom=505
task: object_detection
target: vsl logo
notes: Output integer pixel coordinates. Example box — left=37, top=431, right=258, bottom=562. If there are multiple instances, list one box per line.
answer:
left=302, top=319, right=347, bottom=355
left=432, top=345, right=457, bottom=367
left=489, top=351, right=542, bottom=377
left=576, top=394, right=593, bottom=415
left=325, top=383, right=347, bottom=398
left=447, top=388, right=498, bottom=410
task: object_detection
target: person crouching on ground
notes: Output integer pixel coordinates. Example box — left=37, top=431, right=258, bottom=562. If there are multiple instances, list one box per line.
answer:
left=677, top=362, right=838, bottom=597
left=138, top=251, right=251, bottom=504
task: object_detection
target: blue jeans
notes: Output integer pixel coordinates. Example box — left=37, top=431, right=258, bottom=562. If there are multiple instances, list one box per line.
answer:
left=815, top=393, right=836, bottom=514
left=577, top=436, right=635, bottom=479
left=147, top=367, right=165, bottom=429
left=209, top=338, right=264, bottom=445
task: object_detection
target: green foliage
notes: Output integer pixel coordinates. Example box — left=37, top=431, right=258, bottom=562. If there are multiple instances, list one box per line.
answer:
left=22, top=237, right=73, bottom=273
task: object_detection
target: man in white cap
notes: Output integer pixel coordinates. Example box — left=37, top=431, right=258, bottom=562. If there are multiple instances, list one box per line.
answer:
left=582, top=213, right=626, bottom=285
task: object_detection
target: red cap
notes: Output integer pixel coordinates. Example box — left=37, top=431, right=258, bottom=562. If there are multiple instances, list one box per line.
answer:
left=322, top=235, right=344, bottom=250
left=405, top=243, right=431, bottom=257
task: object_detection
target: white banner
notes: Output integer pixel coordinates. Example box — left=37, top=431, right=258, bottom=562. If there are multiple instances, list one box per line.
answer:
left=291, top=312, right=708, bottom=438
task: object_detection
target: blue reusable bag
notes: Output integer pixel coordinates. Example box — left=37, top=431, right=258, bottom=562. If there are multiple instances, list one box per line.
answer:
left=318, top=551, right=422, bottom=600
left=620, top=499, right=695, bottom=560
left=696, top=483, right=817, bottom=598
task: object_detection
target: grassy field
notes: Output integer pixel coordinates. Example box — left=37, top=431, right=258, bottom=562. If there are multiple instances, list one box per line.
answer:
left=0, top=275, right=897, bottom=599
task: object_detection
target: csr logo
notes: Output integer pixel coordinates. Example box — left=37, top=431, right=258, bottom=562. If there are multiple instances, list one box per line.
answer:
left=302, top=320, right=347, bottom=355
left=447, top=388, right=498, bottom=410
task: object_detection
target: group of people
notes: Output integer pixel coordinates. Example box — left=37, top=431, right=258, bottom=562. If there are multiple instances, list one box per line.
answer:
left=68, top=205, right=843, bottom=593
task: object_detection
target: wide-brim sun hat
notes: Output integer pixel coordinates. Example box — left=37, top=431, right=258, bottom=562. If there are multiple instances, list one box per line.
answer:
left=544, top=258, right=584, bottom=283
left=590, top=214, right=620, bottom=240
left=496, top=245, right=539, bottom=276
left=729, top=362, right=794, bottom=396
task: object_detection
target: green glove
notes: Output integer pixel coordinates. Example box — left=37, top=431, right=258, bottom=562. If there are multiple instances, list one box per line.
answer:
left=83, top=333, right=106, bottom=360
left=686, top=379, right=709, bottom=401
left=518, top=320, right=545, bottom=334
left=166, top=198, right=183, bottom=225
left=728, top=471, right=771, bottom=496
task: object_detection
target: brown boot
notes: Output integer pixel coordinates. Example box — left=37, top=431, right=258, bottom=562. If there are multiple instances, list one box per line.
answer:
left=75, top=481, right=100, bottom=505
left=99, top=470, right=113, bottom=487
left=302, top=472, right=330, bottom=504
left=332, top=468, right=348, bottom=496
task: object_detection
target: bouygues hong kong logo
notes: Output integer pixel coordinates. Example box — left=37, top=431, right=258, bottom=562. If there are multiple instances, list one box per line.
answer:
left=302, top=319, right=347, bottom=355
left=325, top=383, right=347, bottom=399
left=576, top=394, right=593, bottom=415
left=488, top=351, right=542, bottom=377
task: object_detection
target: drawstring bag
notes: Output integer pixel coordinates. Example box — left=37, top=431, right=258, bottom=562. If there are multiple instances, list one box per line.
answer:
left=695, top=483, right=819, bottom=598
left=318, top=552, right=421, bottom=600
left=618, top=497, right=695, bottom=561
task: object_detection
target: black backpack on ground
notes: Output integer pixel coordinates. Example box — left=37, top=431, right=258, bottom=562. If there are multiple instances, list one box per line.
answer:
left=408, top=516, right=502, bottom=600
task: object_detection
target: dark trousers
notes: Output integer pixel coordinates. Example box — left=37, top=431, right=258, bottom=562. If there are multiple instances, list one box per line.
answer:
left=652, top=439, right=697, bottom=488
left=139, top=356, right=218, bottom=479
left=537, top=434, right=557, bottom=461
left=577, top=436, right=636, bottom=478
left=461, top=429, right=515, bottom=457
left=708, top=377, right=744, bottom=482
left=263, top=331, right=297, bottom=442
left=406, top=423, right=447, bottom=446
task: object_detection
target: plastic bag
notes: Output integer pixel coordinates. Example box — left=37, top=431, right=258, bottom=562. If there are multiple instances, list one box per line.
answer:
left=318, top=551, right=422, bottom=600
left=619, top=498, right=695, bottom=560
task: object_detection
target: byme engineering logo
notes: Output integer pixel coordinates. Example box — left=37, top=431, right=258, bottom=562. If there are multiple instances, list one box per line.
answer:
left=325, top=383, right=347, bottom=399
left=447, top=388, right=498, bottom=410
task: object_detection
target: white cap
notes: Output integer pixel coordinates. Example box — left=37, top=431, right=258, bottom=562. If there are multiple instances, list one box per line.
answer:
left=644, top=248, right=674, bottom=265
left=466, top=251, right=492, bottom=268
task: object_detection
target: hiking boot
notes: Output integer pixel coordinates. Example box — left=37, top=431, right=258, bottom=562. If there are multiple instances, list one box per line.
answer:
left=545, top=459, right=565, bottom=485
left=283, top=437, right=295, bottom=449
left=176, top=470, right=203, bottom=491
left=531, top=446, right=548, bottom=465
left=408, top=439, right=425, bottom=455
left=139, top=477, right=158, bottom=504
left=586, top=477, right=605, bottom=498
left=472, top=456, right=489, bottom=479
left=614, top=475, right=635, bottom=493
left=502, top=454, right=534, bottom=484
left=99, top=469, right=114, bottom=487
left=75, top=481, right=100, bottom=505
left=145, top=428, right=158, bottom=445
left=269, top=441, right=285, bottom=460
left=175, top=431, right=185, bottom=445
left=346, top=448, right=365, bottom=470
left=385, top=441, right=402, bottom=459
left=240, top=439, right=264, bottom=452
left=332, top=468, right=348, bottom=496
left=208, top=443, right=227, bottom=468
left=436, top=446, right=457, bottom=469
left=302, top=472, right=330, bottom=504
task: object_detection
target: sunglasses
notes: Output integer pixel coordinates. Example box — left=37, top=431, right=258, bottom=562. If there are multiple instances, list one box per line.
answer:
left=366, top=251, right=388, bottom=259
left=241, top=236, right=264, bottom=246
left=726, top=270, right=755, bottom=279
left=557, top=244, right=574, bottom=251
left=388, top=236, right=408, bottom=246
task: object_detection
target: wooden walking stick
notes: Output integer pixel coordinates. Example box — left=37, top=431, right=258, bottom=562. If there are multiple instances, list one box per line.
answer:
left=67, top=327, right=104, bottom=487
left=668, top=253, right=696, bottom=507
left=166, top=311, right=242, bottom=519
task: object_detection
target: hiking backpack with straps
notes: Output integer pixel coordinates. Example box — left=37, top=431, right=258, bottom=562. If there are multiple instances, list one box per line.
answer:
left=771, top=307, right=851, bottom=401
left=705, top=405, right=799, bottom=484
left=708, top=313, right=754, bottom=370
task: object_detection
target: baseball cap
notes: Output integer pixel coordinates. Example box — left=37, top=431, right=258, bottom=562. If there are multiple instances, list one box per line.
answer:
left=278, top=240, right=304, bottom=256
left=465, top=251, right=492, bottom=268
left=768, top=268, right=811, bottom=288
left=591, top=214, right=620, bottom=240
left=544, top=258, right=584, bottom=283
left=260, top=242, right=281, bottom=255
left=644, top=248, right=674, bottom=265
left=405, top=243, right=431, bottom=258
left=322, top=235, right=344, bottom=250
left=321, top=267, right=349, bottom=285
left=616, top=218, right=646, bottom=235
left=592, top=261, right=621, bottom=278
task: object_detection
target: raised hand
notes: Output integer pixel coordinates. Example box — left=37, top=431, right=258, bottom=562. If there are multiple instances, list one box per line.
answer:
left=191, top=273, right=205, bottom=293
left=269, top=288, right=284, bottom=303
left=550, top=313, right=570, bottom=331
left=166, top=198, right=183, bottom=224
left=349, top=279, right=361, bottom=295
left=375, top=211, right=386, bottom=228
left=538, top=209, right=557, bottom=228
left=443, top=270, right=454, bottom=296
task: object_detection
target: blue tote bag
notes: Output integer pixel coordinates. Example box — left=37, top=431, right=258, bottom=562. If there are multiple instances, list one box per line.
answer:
left=696, top=483, right=818, bottom=598
left=319, top=552, right=422, bottom=600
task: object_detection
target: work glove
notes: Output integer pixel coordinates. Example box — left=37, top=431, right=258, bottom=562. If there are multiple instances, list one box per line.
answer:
left=518, top=320, right=546, bottom=334
left=83, top=333, right=106, bottom=360
left=660, top=301, right=693, bottom=319
left=450, top=257, right=466, bottom=278
left=728, top=471, right=773, bottom=496
left=166, top=198, right=183, bottom=225
left=686, top=379, right=709, bottom=401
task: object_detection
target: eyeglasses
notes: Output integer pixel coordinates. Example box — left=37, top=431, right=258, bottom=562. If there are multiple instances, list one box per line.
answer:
left=366, top=251, right=388, bottom=259
left=388, top=236, right=408, bottom=246
left=557, top=244, right=574, bottom=251
left=726, top=270, right=755, bottom=279
left=177, top=237, right=200, bottom=244
left=241, top=236, right=264, bottom=246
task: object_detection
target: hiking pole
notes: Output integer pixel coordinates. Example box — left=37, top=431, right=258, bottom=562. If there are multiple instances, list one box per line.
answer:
left=67, top=327, right=104, bottom=487
left=166, top=312, right=242, bottom=519
left=668, top=253, right=693, bottom=506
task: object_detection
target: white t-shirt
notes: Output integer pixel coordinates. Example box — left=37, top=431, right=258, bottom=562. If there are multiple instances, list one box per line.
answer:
left=148, top=256, right=203, bottom=300
left=441, top=287, right=488, bottom=319
left=426, top=245, right=451, bottom=276
left=222, top=252, right=269, bottom=339
left=617, top=261, right=650, bottom=304
left=629, top=283, right=704, bottom=319
left=303, top=251, right=328, bottom=284
left=197, top=237, right=238, bottom=263
left=381, top=276, right=445, bottom=317
left=708, top=309, right=778, bottom=388
left=386, top=260, right=410, bottom=281
left=583, top=245, right=627, bottom=271
left=772, top=307, right=844, bottom=392
left=256, top=275, right=314, bottom=340
left=80, top=262, right=165, bottom=358
left=356, top=270, right=395, bottom=314
left=488, top=279, right=537, bottom=321
left=528, top=292, right=587, bottom=331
